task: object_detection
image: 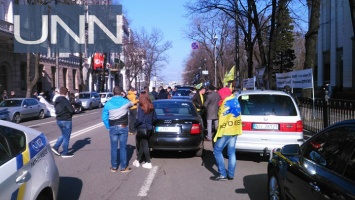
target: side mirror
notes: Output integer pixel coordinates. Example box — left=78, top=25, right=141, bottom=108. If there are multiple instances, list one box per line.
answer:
left=281, top=144, right=300, bottom=156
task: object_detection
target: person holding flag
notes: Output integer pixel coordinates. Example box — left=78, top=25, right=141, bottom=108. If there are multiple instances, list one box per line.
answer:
left=210, top=87, right=242, bottom=181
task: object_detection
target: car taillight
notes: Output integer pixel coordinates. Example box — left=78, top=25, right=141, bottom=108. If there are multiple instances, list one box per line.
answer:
left=280, top=120, right=303, bottom=132
left=190, top=124, right=200, bottom=134
left=242, top=122, right=252, bottom=130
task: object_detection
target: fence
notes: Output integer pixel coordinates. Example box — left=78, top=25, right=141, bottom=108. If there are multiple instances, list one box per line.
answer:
left=299, top=97, right=355, bottom=133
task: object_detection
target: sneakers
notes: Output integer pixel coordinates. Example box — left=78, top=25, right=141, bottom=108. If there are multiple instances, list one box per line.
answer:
left=120, top=167, right=131, bottom=173
left=210, top=174, right=227, bottom=181
left=142, top=162, right=152, bottom=169
left=61, top=153, right=74, bottom=158
left=110, top=167, right=117, bottom=172
left=133, top=160, right=140, bottom=167
left=51, top=147, right=60, bottom=156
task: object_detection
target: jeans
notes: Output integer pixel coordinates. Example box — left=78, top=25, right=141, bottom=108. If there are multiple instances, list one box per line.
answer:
left=213, top=135, right=237, bottom=178
left=54, top=120, right=73, bottom=155
left=207, top=119, right=218, bottom=139
left=129, top=109, right=137, bottom=133
left=109, top=125, right=128, bottom=170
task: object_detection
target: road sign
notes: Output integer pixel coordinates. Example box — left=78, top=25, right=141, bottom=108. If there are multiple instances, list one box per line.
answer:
left=191, top=42, right=199, bottom=50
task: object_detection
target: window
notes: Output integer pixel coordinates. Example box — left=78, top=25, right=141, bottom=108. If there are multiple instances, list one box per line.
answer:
left=63, top=68, right=67, bottom=88
left=0, top=126, right=26, bottom=166
left=51, top=66, right=56, bottom=88
left=303, top=126, right=355, bottom=175
left=20, top=62, right=27, bottom=90
left=73, top=69, right=77, bottom=90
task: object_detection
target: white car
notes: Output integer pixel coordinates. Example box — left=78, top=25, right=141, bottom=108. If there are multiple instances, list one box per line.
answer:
left=236, top=90, right=304, bottom=156
left=0, top=120, right=59, bottom=200
left=99, top=92, right=114, bottom=106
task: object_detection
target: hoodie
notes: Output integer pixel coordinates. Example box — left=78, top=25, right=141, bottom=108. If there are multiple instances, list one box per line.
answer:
left=54, top=96, right=74, bottom=121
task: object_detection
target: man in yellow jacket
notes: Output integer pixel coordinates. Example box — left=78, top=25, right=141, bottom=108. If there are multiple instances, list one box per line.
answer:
left=127, top=87, right=139, bottom=135
left=210, top=87, right=242, bottom=181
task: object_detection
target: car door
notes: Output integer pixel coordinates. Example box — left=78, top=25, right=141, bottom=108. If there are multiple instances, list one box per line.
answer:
left=27, top=99, right=41, bottom=118
left=285, top=125, right=355, bottom=199
left=0, top=126, right=31, bottom=200
left=93, top=92, right=100, bottom=107
left=21, top=99, right=33, bottom=119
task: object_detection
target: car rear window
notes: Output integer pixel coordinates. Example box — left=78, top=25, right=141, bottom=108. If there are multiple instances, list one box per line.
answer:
left=238, top=94, right=297, bottom=116
left=153, top=101, right=195, bottom=116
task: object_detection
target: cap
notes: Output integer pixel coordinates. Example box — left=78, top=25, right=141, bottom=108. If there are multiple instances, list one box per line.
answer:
left=195, top=83, right=203, bottom=90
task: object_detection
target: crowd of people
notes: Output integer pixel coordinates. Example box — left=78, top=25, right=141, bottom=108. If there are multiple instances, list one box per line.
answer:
left=46, top=84, right=242, bottom=181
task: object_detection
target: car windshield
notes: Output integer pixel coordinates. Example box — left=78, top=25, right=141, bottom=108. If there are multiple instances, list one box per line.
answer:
left=174, top=89, right=191, bottom=96
left=0, top=100, right=22, bottom=107
left=79, top=93, right=91, bottom=99
left=153, top=101, right=195, bottom=117
left=238, top=94, right=297, bottom=116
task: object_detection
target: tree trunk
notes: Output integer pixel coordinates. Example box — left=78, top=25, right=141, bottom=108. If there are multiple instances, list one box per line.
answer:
left=26, top=53, right=39, bottom=97
left=304, top=0, right=320, bottom=69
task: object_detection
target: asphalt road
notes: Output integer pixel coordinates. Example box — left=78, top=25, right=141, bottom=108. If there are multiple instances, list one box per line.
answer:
left=20, top=109, right=313, bottom=200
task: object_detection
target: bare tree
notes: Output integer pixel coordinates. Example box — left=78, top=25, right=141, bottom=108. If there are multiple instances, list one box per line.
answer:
left=134, top=28, right=172, bottom=87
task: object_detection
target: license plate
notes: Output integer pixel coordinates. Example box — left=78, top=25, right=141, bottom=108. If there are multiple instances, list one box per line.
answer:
left=155, top=126, right=179, bottom=132
left=252, top=123, right=279, bottom=130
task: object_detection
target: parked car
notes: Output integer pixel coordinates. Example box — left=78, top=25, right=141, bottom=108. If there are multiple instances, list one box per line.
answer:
left=0, top=120, right=59, bottom=199
left=236, top=90, right=304, bottom=156
left=0, top=98, right=48, bottom=123
left=99, top=92, right=114, bottom=106
left=150, top=99, right=204, bottom=157
left=267, top=119, right=355, bottom=200
left=79, top=92, right=101, bottom=110
left=0, top=109, right=9, bottom=120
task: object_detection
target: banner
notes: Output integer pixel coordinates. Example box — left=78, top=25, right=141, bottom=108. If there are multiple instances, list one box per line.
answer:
left=93, top=53, right=104, bottom=70
left=276, top=68, right=313, bottom=89
left=242, top=77, right=255, bottom=90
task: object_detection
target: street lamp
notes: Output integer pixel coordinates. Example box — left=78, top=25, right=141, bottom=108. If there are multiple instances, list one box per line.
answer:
left=213, top=35, right=218, bottom=87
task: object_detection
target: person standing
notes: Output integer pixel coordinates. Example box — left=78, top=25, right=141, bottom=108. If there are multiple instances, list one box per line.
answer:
left=210, top=87, right=242, bottom=181
left=157, top=87, right=168, bottom=99
left=204, top=85, right=221, bottom=141
left=150, top=87, right=158, bottom=100
left=132, top=90, right=157, bottom=169
left=102, top=86, right=133, bottom=173
left=192, top=83, right=207, bottom=128
left=51, top=87, right=75, bottom=158
left=127, top=87, right=139, bottom=135
left=1, top=90, right=8, bottom=100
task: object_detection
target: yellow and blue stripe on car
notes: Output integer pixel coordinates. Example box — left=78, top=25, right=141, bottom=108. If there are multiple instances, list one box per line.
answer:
left=11, top=133, right=47, bottom=200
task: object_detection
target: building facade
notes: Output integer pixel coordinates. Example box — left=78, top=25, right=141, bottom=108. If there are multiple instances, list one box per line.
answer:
left=312, top=0, right=355, bottom=96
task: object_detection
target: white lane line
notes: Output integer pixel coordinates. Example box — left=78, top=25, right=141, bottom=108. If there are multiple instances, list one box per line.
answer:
left=138, top=166, right=158, bottom=197
left=50, top=122, right=104, bottom=145
left=28, top=112, right=100, bottom=128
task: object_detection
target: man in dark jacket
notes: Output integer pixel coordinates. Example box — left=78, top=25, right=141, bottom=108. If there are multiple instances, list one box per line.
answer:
left=51, top=87, right=74, bottom=158
left=204, top=85, right=221, bottom=141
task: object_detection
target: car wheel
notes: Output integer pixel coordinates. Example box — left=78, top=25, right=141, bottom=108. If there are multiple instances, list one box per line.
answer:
left=98, top=102, right=102, bottom=108
left=12, top=113, right=21, bottom=123
left=38, top=109, right=45, bottom=119
left=268, top=171, right=283, bottom=200
left=88, top=103, right=93, bottom=110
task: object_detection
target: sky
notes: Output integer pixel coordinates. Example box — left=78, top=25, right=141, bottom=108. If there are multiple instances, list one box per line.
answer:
left=119, top=0, right=192, bottom=85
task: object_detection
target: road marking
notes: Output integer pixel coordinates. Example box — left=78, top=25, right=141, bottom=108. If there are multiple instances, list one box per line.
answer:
left=28, top=112, right=100, bottom=128
left=138, top=166, right=158, bottom=197
left=50, top=122, right=104, bottom=145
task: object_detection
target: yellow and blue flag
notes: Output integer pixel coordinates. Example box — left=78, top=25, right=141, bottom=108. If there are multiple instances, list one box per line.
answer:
left=213, top=94, right=242, bottom=142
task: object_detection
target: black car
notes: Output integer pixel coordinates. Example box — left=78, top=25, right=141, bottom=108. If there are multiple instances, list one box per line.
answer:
left=267, top=119, right=355, bottom=200
left=150, top=99, right=204, bottom=157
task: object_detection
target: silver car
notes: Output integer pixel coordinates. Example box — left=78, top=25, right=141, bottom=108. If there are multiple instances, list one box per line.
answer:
left=236, top=90, right=304, bottom=156
left=0, top=98, right=48, bottom=123
left=79, top=92, right=102, bottom=110
left=0, top=120, right=59, bottom=199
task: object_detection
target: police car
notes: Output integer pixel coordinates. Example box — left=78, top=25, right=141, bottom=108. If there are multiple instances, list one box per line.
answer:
left=0, top=120, right=59, bottom=200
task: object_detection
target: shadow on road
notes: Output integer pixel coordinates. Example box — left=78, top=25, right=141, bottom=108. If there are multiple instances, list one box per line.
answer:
left=201, top=149, right=218, bottom=175
left=235, top=174, right=268, bottom=200
left=69, top=137, right=91, bottom=154
left=58, top=177, right=83, bottom=200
